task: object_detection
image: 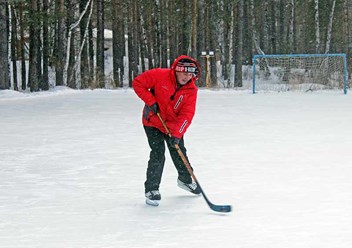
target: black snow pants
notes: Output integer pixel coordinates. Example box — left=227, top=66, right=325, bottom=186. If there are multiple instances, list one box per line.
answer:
left=143, top=126, right=193, bottom=193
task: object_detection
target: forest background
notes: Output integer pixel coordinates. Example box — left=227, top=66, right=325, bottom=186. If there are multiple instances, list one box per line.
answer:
left=0, top=0, right=351, bottom=91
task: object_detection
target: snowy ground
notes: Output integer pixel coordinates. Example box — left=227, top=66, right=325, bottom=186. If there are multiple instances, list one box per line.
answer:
left=1, top=87, right=352, bottom=248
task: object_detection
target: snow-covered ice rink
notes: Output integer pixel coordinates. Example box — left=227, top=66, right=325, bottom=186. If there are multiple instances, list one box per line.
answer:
left=1, top=88, right=352, bottom=248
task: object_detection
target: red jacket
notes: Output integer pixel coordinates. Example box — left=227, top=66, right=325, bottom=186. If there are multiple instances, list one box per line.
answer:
left=133, top=55, right=200, bottom=139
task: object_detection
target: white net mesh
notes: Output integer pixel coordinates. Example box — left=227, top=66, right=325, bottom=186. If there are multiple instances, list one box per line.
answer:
left=253, top=54, right=347, bottom=92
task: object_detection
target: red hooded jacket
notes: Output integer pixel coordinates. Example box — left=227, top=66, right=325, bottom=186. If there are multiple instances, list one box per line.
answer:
left=132, top=55, right=201, bottom=139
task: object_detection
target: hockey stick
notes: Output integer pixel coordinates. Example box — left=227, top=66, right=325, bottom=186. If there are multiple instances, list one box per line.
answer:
left=156, top=113, right=232, bottom=213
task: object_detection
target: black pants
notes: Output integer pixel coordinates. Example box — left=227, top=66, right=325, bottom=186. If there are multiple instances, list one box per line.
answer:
left=144, top=126, right=193, bottom=193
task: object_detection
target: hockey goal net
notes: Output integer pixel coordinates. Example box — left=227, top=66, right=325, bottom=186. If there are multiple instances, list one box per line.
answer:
left=252, top=54, right=347, bottom=94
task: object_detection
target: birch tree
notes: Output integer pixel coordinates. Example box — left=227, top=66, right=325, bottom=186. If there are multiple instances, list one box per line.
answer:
left=314, top=0, right=320, bottom=53
left=80, top=0, right=92, bottom=88
left=63, top=0, right=92, bottom=88
left=225, top=0, right=234, bottom=86
left=324, top=0, right=336, bottom=54
left=10, top=3, right=18, bottom=91
left=65, top=0, right=77, bottom=88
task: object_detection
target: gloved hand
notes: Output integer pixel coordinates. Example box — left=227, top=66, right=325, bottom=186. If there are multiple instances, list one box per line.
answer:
left=149, top=103, right=159, bottom=114
left=169, top=136, right=180, bottom=148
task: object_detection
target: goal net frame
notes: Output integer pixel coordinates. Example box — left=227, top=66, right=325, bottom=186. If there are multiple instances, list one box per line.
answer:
left=252, top=53, right=347, bottom=94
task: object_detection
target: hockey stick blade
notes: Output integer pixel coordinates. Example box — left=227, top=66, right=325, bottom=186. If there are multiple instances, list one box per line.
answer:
left=209, top=202, right=232, bottom=213
left=198, top=182, right=232, bottom=213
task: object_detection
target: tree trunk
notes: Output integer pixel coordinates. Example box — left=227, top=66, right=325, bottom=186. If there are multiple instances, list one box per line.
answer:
left=96, top=0, right=105, bottom=88
left=314, top=0, right=320, bottom=53
left=0, top=0, right=9, bottom=90
left=19, top=1, right=26, bottom=90
left=144, top=2, right=154, bottom=68
left=324, top=0, right=336, bottom=54
left=55, top=0, right=65, bottom=86
left=112, top=0, right=123, bottom=87
left=42, top=0, right=49, bottom=90
left=80, top=0, right=90, bottom=88
left=137, top=0, right=147, bottom=71
left=226, top=0, right=234, bottom=86
left=243, top=0, right=252, bottom=64
left=159, top=0, right=167, bottom=67
left=259, top=1, right=269, bottom=52
left=10, top=4, right=18, bottom=91
left=288, top=0, right=295, bottom=53
left=343, top=0, right=351, bottom=81
left=66, top=0, right=77, bottom=89
left=270, top=0, right=276, bottom=54
left=28, top=0, right=39, bottom=92
left=36, top=0, right=42, bottom=91
left=235, top=0, right=243, bottom=87
left=191, top=0, right=198, bottom=59
left=128, top=0, right=139, bottom=86
left=88, top=22, right=94, bottom=86
left=250, top=0, right=262, bottom=54
left=278, top=0, right=285, bottom=53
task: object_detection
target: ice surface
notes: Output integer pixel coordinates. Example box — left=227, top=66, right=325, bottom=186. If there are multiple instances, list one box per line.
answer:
left=1, top=88, right=352, bottom=248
